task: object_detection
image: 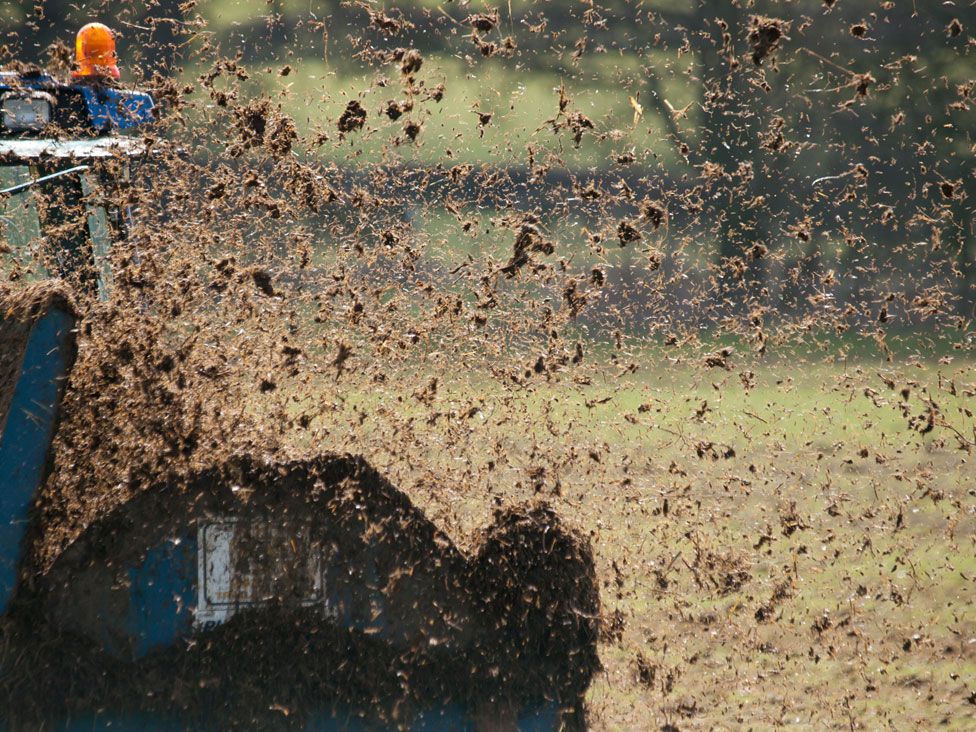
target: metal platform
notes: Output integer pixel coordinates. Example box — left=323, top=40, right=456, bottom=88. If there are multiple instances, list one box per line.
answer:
left=0, top=136, right=147, bottom=160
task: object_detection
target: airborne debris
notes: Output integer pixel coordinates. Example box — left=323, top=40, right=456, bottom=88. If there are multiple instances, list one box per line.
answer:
left=468, top=12, right=500, bottom=34
left=398, top=48, right=423, bottom=75
left=337, top=100, right=367, bottom=133
left=368, top=8, right=414, bottom=35
left=250, top=267, right=275, bottom=296
left=704, top=347, right=734, bottom=370
left=617, top=219, right=642, bottom=246
left=748, top=16, right=791, bottom=66
left=0, top=2, right=972, bottom=729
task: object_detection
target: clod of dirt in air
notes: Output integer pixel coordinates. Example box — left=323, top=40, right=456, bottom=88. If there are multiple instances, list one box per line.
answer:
left=600, top=608, right=625, bottom=644
left=761, top=116, right=791, bottom=153
left=642, top=201, right=666, bottom=230
left=332, top=341, right=353, bottom=380
left=779, top=502, right=808, bottom=536
left=567, top=111, right=594, bottom=147
left=635, top=653, right=656, bottom=687
left=647, top=248, right=663, bottom=271
left=226, top=98, right=298, bottom=157
left=695, top=441, right=735, bottom=461
left=617, top=220, right=642, bottom=246
left=755, top=579, right=795, bottom=623
left=368, top=8, right=414, bottom=35
left=704, top=347, right=734, bottom=370
left=852, top=72, right=875, bottom=96
left=43, top=39, right=72, bottom=73
left=398, top=48, right=423, bottom=75
left=233, top=99, right=271, bottom=150
left=403, top=120, right=422, bottom=142
left=383, top=99, right=412, bottom=120
left=501, top=215, right=553, bottom=277
left=249, top=267, right=275, bottom=296
left=337, top=100, right=366, bottom=133
left=748, top=16, right=791, bottom=66
left=468, top=11, right=500, bottom=33
left=947, top=19, right=963, bottom=38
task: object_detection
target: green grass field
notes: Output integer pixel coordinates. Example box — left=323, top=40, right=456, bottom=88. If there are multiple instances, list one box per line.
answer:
left=274, top=353, right=975, bottom=729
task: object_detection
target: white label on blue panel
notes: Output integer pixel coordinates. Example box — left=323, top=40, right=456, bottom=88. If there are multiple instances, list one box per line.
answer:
left=194, top=520, right=327, bottom=630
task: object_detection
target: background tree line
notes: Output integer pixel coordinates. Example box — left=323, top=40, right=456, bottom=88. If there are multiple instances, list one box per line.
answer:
left=5, top=0, right=973, bottom=318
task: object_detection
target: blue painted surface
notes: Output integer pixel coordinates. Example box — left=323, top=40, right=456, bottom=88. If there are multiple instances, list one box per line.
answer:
left=411, top=704, right=472, bottom=731
left=0, top=306, right=75, bottom=613
left=12, top=703, right=564, bottom=732
left=76, top=86, right=155, bottom=132
left=126, top=533, right=197, bottom=658
left=58, top=713, right=192, bottom=731
left=516, top=702, right=562, bottom=731
left=0, top=71, right=154, bottom=133
left=306, top=710, right=378, bottom=732
left=111, top=534, right=562, bottom=729
left=326, top=550, right=388, bottom=637
left=120, top=527, right=388, bottom=659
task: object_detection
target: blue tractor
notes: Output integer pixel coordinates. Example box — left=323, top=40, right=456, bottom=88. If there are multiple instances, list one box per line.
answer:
left=0, top=25, right=599, bottom=732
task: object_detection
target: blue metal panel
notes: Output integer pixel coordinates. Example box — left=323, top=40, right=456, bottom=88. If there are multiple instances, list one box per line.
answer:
left=126, top=533, right=197, bottom=657
left=1, top=72, right=155, bottom=132
left=305, top=710, right=377, bottom=731
left=8, top=706, right=563, bottom=732
left=325, top=549, right=388, bottom=637
left=57, top=713, right=191, bottom=731
left=0, top=306, right=76, bottom=613
left=306, top=706, right=471, bottom=731
left=411, top=704, right=472, bottom=731
left=516, top=702, right=562, bottom=731
left=75, top=86, right=155, bottom=132
left=10, top=703, right=562, bottom=732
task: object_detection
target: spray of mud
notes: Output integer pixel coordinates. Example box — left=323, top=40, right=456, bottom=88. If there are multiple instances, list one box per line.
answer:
left=3, top=454, right=597, bottom=728
left=1, top=1, right=974, bottom=728
left=0, top=282, right=75, bottom=429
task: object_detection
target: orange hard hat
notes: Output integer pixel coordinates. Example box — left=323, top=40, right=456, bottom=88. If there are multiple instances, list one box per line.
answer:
left=73, top=23, right=120, bottom=80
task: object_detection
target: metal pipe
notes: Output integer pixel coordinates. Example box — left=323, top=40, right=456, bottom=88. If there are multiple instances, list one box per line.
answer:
left=0, top=164, right=89, bottom=197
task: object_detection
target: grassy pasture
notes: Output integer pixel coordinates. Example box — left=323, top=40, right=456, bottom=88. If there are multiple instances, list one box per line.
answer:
left=275, top=353, right=975, bottom=730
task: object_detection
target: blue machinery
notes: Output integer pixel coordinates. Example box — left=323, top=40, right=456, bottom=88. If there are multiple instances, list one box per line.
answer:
left=0, top=297, right=76, bottom=610
left=0, top=305, right=576, bottom=730
left=0, top=57, right=596, bottom=731
left=0, top=71, right=155, bottom=134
